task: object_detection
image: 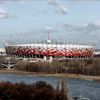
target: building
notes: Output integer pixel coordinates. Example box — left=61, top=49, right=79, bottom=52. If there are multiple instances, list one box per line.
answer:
left=4, top=40, right=95, bottom=61
left=94, top=49, right=100, bottom=58
left=0, top=48, right=6, bottom=56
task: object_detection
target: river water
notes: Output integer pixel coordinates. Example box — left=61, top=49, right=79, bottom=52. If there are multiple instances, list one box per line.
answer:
left=0, top=74, right=100, bottom=100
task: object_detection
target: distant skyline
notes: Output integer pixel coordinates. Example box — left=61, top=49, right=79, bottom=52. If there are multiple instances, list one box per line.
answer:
left=0, top=0, right=100, bottom=48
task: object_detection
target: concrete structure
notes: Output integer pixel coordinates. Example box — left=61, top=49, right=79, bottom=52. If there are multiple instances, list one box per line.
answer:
left=0, top=48, right=6, bottom=56
left=4, top=41, right=95, bottom=60
left=94, top=49, right=100, bottom=58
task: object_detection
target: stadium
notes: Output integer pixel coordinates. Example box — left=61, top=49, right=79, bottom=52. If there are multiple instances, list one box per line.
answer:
left=4, top=39, right=95, bottom=61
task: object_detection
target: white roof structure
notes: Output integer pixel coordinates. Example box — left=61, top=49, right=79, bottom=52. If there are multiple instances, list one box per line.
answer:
left=6, top=43, right=93, bottom=50
left=0, top=48, right=5, bottom=52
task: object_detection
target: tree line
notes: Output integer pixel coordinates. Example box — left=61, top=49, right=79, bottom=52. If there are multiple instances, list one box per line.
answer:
left=14, top=58, right=100, bottom=76
left=0, top=56, right=100, bottom=76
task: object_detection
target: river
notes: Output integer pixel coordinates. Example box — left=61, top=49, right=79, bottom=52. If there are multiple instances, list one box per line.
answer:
left=0, top=74, right=100, bottom=100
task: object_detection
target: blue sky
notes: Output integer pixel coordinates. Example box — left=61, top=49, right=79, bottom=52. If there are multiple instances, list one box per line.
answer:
left=0, top=0, right=100, bottom=48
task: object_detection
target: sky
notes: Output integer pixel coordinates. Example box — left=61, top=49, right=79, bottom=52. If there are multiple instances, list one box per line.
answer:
left=0, top=0, right=100, bottom=48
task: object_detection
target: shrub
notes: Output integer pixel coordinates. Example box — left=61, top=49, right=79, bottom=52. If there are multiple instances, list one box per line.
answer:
left=0, top=81, right=68, bottom=100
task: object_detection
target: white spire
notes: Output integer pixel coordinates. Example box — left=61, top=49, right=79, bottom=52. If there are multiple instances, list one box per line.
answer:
left=46, top=26, right=52, bottom=44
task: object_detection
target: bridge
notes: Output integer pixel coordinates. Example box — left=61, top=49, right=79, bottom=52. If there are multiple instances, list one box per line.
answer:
left=0, top=57, right=16, bottom=69
left=0, top=62, right=16, bottom=69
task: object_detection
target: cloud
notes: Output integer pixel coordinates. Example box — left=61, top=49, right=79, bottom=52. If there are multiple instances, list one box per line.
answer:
left=0, top=7, right=17, bottom=19
left=63, top=21, right=100, bottom=34
left=0, top=7, right=8, bottom=19
left=56, top=5, right=68, bottom=14
left=0, top=0, right=32, bottom=5
left=16, top=0, right=26, bottom=4
left=0, top=0, right=33, bottom=3
left=48, top=0, right=58, bottom=6
left=45, top=26, right=58, bottom=33
left=84, top=22, right=100, bottom=29
left=15, top=0, right=33, bottom=5
left=48, top=0, right=68, bottom=14
left=81, top=22, right=100, bottom=34
left=45, top=26, right=53, bottom=31
left=0, top=7, right=6, bottom=13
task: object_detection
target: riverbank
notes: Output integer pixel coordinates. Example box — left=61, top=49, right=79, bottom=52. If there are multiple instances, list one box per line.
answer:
left=0, top=69, right=100, bottom=81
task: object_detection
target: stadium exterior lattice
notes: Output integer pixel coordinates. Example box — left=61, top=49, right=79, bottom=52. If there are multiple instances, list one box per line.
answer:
left=4, top=40, right=95, bottom=60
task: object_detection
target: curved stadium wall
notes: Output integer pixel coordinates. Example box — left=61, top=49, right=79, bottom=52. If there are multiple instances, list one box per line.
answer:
left=5, top=42, right=94, bottom=58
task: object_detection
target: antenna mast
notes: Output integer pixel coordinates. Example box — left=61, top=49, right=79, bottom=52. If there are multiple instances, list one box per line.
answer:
left=47, top=27, right=51, bottom=44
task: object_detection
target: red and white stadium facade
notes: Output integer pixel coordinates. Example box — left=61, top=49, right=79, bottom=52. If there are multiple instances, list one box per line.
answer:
left=5, top=41, right=95, bottom=59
